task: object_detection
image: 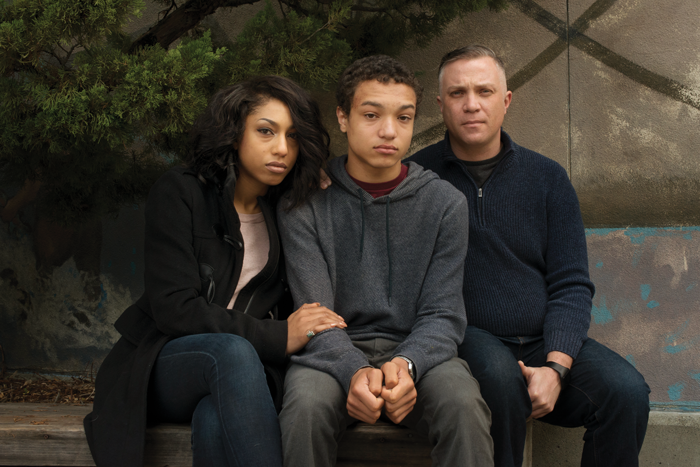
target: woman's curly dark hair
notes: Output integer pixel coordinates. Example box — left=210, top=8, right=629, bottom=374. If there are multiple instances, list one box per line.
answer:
left=186, top=76, right=330, bottom=209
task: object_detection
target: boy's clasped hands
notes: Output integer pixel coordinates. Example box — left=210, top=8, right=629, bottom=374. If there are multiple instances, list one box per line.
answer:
left=347, top=359, right=417, bottom=424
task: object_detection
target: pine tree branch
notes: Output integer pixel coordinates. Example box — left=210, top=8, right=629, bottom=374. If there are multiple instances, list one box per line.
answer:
left=276, top=0, right=287, bottom=18
left=159, top=0, right=180, bottom=21
left=350, top=6, right=388, bottom=13
left=44, top=48, right=66, bottom=68
left=128, top=0, right=263, bottom=53
left=311, top=0, right=392, bottom=14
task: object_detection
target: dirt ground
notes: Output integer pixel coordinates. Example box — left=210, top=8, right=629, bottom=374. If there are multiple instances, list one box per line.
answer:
left=0, top=345, right=95, bottom=404
left=0, top=372, right=95, bottom=404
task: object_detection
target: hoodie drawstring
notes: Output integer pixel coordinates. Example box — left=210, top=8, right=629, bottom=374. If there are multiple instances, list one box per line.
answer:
left=357, top=190, right=393, bottom=305
left=358, top=188, right=365, bottom=255
left=385, top=196, right=392, bottom=306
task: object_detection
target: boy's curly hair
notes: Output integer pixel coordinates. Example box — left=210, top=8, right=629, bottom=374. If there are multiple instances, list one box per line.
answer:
left=335, top=55, right=423, bottom=116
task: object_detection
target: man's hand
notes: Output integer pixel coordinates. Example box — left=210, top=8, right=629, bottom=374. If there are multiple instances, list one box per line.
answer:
left=519, top=351, right=572, bottom=419
left=380, top=359, right=417, bottom=424
left=347, top=367, right=385, bottom=424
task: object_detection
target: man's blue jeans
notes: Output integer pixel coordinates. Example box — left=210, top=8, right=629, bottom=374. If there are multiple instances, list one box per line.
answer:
left=459, top=326, right=650, bottom=467
left=149, top=333, right=283, bottom=467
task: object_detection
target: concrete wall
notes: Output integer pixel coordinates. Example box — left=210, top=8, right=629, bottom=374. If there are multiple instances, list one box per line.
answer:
left=397, top=0, right=700, bottom=409
left=1, top=0, right=698, bottom=409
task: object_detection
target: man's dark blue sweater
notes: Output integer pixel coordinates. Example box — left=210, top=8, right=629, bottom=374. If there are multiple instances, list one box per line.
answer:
left=407, top=130, right=595, bottom=359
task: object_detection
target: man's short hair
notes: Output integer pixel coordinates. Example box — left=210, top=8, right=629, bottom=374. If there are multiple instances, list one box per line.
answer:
left=336, top=55, right=423, bottom=117
left=437, top=45, right=507, bottom=92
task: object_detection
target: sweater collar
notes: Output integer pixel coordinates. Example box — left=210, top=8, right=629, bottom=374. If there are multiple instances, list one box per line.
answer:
left=440, top=129, right=516, bottom=171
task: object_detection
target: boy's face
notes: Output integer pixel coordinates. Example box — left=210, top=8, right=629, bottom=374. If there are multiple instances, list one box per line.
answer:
left=337, top=80, right=416, bottom=183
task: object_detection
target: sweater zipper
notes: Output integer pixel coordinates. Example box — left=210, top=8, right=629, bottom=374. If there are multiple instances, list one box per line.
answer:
left=478, top=188, right=485, bottom=226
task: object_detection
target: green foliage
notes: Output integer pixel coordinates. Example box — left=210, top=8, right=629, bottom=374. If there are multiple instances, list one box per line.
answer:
left=225, top=1, right=352, bottom=88
left=0, top=0, right=505, bottom=225
left=0, top=0, right=223, bottom=224
left=276, top=0, right=509, bottom=57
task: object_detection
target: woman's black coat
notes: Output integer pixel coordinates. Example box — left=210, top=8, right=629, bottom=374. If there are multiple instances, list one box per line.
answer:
left=83, top=166, right=291, bottom=467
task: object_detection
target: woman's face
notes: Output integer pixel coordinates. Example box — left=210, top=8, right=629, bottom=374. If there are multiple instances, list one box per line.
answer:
left=234, top=98, right=299, bottom=192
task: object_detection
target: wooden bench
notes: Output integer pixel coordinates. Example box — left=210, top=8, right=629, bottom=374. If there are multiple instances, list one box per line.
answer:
left=0, top=403, right=434, bottom=466
left=6, top=402, right=695, bottom=467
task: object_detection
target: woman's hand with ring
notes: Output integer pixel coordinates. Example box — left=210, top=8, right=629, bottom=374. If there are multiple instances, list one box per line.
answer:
left=286, top=302, right=345, bottom=355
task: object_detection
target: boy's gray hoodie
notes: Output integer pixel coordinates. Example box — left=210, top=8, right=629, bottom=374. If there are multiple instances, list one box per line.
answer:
left=277, top=155, right=469, bottom=393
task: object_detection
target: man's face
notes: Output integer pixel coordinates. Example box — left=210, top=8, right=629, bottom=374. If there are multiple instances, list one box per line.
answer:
left=337, top=80, right=416, bottom=183
left=438, top=56, right=512, bottom=159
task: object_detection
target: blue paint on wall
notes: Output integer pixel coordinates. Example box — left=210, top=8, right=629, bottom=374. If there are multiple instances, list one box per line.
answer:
left=631, top=249, right=643, bottom=267
left=586, top=228, right=618, bottom=237
left=647, top=301, right=659, bottom=309
left=666, top=342, right=691, bottom=354
left=664, top=322, right=700, bottom=355
left=689, top=372, right=700, bottom=386
left=651, top=401, right=700, bottom=411
left=132, top=247, right=136, bottom=255
left=595, top=261, right=603, bottom=268
left=625, top=354, right=637, bottom=368
left=629, top=235, right=645, bottom=244
left=586, top=226, right=700, bottom=242
left=130, top=261, right=136, bottom=275
left=668, top=382, right=686, bottom=401
left=641, top=284, right=651, bottom=301
left=687, top=283, right=697, bottom=292
left=623, top=226, right=700, bottom=244
left=666, top=321, right=690, bottom=343
left=591, top=296, right=614, bottom=324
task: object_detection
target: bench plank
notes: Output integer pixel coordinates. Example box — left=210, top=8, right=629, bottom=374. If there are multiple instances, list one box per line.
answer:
left=0, top=404, right=93, bottom=466
left=337, top=422, right=431, bottom=466
left=0, top=403, right=433, bottom=466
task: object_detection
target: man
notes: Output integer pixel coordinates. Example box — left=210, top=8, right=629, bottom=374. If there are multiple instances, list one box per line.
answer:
left=277, top=55, right=494, bottom=467
left=408, top=45, right=650, bottom=467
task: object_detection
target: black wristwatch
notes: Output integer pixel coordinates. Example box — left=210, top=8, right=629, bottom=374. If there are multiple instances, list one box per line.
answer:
left=543, top=361, right=570, bottom=389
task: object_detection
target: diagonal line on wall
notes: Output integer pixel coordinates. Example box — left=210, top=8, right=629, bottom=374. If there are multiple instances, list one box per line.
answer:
left=570, top=35, right=700, bottom=111
left=514, top=0, right=700, bottom=111
left=411, top=0, right=700, bottom=149
left=411, top=0, right=617, bottom=148
left=508, top=0, right=617, bottom=91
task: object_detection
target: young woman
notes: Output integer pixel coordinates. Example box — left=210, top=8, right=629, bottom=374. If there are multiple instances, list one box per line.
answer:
left=83, top=76, right=345, bottom=467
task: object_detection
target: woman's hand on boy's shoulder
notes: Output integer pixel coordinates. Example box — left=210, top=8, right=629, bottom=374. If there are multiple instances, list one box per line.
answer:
left=320, top=169, right=332, bottom=189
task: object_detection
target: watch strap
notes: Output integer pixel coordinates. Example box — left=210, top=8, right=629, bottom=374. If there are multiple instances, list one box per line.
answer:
left=395, top=356, right=415, bottom=381
left=543, top=361, right=570, bottom=389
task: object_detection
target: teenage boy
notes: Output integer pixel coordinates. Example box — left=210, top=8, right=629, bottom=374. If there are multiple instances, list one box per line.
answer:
left=277, top=55, right=494, bottom=467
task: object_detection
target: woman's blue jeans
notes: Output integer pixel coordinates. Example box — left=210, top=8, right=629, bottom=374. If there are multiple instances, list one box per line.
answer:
left=149, top=333, right=283, bottom=467
left=459, top=326, right=650, bottom=467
